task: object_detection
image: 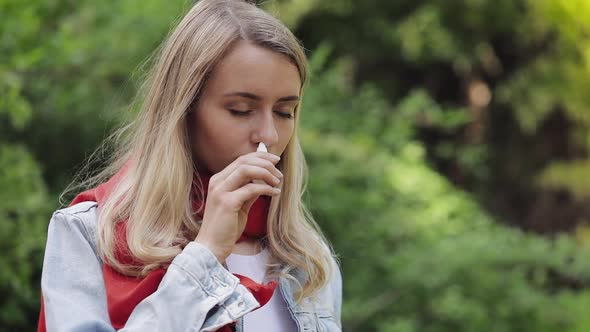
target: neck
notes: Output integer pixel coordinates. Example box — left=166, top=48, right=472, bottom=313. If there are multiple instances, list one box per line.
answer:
left=232, top=238, right=263, bottom=255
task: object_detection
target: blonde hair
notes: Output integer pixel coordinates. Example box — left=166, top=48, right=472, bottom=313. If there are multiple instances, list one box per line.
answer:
left=63, top=0, right=336, bottom=302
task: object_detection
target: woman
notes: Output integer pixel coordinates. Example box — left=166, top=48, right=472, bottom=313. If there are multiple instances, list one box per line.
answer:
left=37, top=0, right=342, bottom=331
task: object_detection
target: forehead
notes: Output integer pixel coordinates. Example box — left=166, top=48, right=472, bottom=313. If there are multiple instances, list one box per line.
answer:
left=206, top=40, right=301, bottom=99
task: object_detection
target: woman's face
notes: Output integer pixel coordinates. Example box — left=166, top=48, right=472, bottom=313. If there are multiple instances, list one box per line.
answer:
left=190, top=40, right=301, bottom=174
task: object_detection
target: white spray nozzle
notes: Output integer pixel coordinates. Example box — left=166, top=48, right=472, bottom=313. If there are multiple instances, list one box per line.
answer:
left=254, top=142, right=269, bottom=186
left=257, top=142, right=267, bottom=153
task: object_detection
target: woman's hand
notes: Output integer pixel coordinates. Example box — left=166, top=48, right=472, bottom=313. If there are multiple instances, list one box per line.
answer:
left=194, top=152, right=283, bottom=263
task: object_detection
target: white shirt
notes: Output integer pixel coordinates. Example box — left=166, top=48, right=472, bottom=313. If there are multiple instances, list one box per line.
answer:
left=226, top=249, right=298, bottom=332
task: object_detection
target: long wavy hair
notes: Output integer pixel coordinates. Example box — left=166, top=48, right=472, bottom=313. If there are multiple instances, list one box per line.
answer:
left=62, top=0, right=336, bottom=302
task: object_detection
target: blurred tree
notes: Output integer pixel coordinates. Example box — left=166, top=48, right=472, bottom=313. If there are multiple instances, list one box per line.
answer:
left=0, top=1, right=187, bottom=330
left=3, top=0, right=590, bottom=331
left=268, top=0, right=590, bottom=234
left=0, top=0, right=189, bottom=191
left=0, top=144, right=48, bottom=331
left=302, top=48, right=590, bottom=332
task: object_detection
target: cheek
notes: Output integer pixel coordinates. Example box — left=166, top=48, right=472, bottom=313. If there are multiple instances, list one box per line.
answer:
left=193, top=110, right=254, bottom=166
left=278, top=121, right=295, bottom=148
left=196, top=112, right=240, bottom=150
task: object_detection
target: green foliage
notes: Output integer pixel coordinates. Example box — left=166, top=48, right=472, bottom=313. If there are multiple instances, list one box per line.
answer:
left=500, top=0, right=590, bottom=199
left=2, top=1, right=590, bottom=331
left=302, top=52, right=590, bottom=331
left=0, top=144, right=50, bottom=331
left=499, top=0, right=590, bottom=132
left=537, top=160, right=590, bottom=199
left=0, top=0, right=189, bottom=189
left=0, top=1, right=188, bottom=330
left=0, top=25, right=51, bottom=326
left=0, top=6, right=50, bottom=327
left=282, top=0, right=590, bottom=223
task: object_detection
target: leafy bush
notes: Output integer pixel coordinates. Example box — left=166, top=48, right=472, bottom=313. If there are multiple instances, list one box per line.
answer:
left=0, top=103, right=50, bottom=332
left=302, top=51, right=590, bottom=331
left=2, top=1, right=590, bottom=331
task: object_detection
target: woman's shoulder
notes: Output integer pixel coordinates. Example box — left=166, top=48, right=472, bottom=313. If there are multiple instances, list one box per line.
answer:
left=57, top=200, right=98, bottom=216
left=53, top=201, right=99, bottom=229
left=47, top=201, right=100, bottom=259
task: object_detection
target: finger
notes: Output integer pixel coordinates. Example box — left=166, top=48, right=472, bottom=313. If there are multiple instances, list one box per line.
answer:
left=210, top=153, right=282, bottom=186
left=240, top=154, right=283, bottom=179
left=226, top=183, right=281, bottom=209
left=242, top=195, right=259, bottom=213
left=220, top=164, right=281, bottom=192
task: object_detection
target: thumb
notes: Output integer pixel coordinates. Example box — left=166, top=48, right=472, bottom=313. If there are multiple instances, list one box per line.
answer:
left=242, top=195, right=259, bottom=214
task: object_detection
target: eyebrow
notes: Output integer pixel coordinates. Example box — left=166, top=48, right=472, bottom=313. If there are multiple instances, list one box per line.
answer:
left=223, top=91, right=300, bottom=103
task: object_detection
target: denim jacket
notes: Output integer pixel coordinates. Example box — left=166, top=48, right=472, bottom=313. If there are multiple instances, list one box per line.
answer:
left=40, top=201, right=342, bottom=331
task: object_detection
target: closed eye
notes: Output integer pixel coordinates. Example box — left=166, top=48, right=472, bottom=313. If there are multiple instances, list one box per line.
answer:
left=275, top=111, right=294, bottom=119
left=228, top=109, right=252, bottom=116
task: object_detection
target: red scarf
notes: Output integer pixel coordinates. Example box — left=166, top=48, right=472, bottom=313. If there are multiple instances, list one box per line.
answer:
left=38, top=165, right=277, bottom=331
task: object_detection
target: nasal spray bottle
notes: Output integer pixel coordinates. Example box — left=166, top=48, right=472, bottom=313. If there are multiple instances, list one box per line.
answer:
left=257, top=142, right=268, bottom=154
left=253, top=142, right=267, bottom=185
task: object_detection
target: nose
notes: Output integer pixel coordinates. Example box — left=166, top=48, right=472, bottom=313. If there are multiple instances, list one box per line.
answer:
left=252, top=111, right=279, bottom=149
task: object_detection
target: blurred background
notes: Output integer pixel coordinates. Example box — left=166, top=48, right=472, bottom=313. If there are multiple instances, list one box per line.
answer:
left=2, top=0, right=590, bottom=331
